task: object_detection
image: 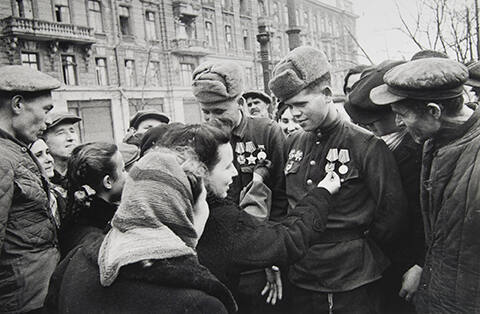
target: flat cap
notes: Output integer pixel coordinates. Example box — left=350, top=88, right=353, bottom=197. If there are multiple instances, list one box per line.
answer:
left=242, top=90, right=272, bottom=104
left=45, top=112, right=81, bottom=131
left=192, top=61, right=243, bottom=104
left=0, top=65, right=60, bottom=92
left=345, top=60, right=405, bottom=124
left=129, top=110, right=170, bottom=129
left=466, top=61, right=480, bottom=88
left=370, top=58, right=468, bottom=105
left=269, top=46, right=330, bottom=102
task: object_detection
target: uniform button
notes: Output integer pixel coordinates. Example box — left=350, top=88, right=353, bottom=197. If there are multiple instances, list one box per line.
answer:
left=21, top=147, right=27, bottom=152
left=306, top=179, right=313, bottom=185
left=315, top=141, right=320, bottom=145
left=310, top=160, right=316, bottom=166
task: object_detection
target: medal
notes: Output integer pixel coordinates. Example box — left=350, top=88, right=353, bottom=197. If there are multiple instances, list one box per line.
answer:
left=338, top=149, right=350, bottom=175
left=288, top=149, right=296, bottom=160
left=245, top=141, right=256, bottom=153
left=326, top=148, right=339, bottom=163
left=235, top=142, right=245, bottom=154
left=294, top=150, right=303, bottom=161
left=237, top=154, right=246, bottom=165
left=325, top=162, right=335, bottom=173
left=246, top=154, right=257, bottom=165
left=257, top=145, right=267, bottom=161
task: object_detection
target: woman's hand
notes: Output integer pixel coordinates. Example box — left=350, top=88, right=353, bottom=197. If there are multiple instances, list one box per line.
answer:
left=253, top=159, right=273, bottom=183
left=317, top=171, right=341, bottom=194
left=399, top=264, right=423, bottom=302
left=261, top=266, right=282, bottom=305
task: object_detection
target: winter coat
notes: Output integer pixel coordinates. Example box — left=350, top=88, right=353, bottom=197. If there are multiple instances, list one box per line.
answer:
left=415, top=108, right=480, bottom=313
left=0, top=128, right=60, bottom=313
left=45, top=236, right=237, bottom=314
left=197, top=186, right=332, bottom=293
left=59, top=196, right=117, bottom=256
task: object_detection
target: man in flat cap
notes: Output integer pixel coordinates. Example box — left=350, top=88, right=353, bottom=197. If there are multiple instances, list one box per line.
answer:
left=192, top=60, right=287, bottom=312
left=42, top=112, right=81, bottom=190
left=124, top=109, right=170, bottom=146
left=347, top=60, right=424, bottom=314
left=0, top=65, right=61, bottom=312
left=242, top=90, right=273, bottom=119
left=371, top=57, right=480, bottom=314
left=269, top=46, right=407, bottom=313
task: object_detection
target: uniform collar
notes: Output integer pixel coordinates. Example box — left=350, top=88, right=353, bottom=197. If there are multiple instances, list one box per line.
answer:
left=314, top=118, right=342, bottom=140
left=0, top=127, right=29, bottom=148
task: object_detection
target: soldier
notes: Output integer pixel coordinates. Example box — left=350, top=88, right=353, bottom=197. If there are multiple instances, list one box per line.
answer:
left=243, top=90, right=273, bottom=119
left=192, top=61, right=287, bottom=313
left=269, top=46, right=407, bottom=313
left=0, top=65, right=61, bottom=312
left=43, top=112, right=81, bottom=189
left=346, top=60, right=424, bottom=314
left=371, top=57, right=480, bottom=313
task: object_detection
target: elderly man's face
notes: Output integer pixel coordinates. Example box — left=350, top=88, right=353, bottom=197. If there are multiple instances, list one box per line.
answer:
left=12, top=93, right=53, bottom=144
left=245, top=97, right=270, bottom=118
left=200, top=99, right=241, bottom=131
left=391, top=102, right=441, bottom=144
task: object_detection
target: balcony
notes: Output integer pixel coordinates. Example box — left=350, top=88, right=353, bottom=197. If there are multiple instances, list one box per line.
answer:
left=1, top=16, right=95, bottom=44
left=170, top=38, right=210, bottom=56
left=172, top=0, right=200, bottom=21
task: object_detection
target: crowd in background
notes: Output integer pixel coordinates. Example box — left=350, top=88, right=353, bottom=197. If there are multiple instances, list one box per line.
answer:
left=1, top=45, right=480, bottom=314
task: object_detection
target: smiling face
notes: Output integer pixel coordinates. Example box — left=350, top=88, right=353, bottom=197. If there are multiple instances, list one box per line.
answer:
left=11, top=93, right=54, bottom=144
left=391, top=102, right=441, bottom=144
left=284, top=86, right=336, bottom=132
left=278, top=108, right=300, bottom=136
left=205, top=143, right=238, bottom=198
left=200, top=99, right=241, bottom=131
left=30, top=139, right=55, bottom=178
left=44, top=122, right=80, bottom=160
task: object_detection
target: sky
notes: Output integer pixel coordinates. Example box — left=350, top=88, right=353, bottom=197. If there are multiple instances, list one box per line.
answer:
left=353, top=0, right=423, bottom=64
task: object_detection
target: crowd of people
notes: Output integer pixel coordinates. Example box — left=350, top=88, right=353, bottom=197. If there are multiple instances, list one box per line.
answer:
left=1, top=45, right=480, bottom=314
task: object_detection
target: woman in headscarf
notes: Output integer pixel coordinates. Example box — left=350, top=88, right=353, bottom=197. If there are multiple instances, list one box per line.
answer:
left=45, top=148, right=236, bottom=313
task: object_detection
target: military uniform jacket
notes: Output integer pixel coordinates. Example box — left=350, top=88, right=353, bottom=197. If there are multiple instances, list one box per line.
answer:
left=228, top=114, right=287, bottom=220
left=285, top=119, right=407, bottom=292
left=415, top=108, right=480, bottom=314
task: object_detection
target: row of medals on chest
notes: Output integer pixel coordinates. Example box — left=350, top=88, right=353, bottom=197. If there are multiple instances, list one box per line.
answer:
left=235, top=142, right=267, bottom=165
left=289, top=148, right=350, bottom=175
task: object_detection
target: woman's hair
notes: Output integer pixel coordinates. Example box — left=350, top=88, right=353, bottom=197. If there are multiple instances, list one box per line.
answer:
left=66, top=142, right=119, bottom=213
left=160, top=123, right=231, bottom=171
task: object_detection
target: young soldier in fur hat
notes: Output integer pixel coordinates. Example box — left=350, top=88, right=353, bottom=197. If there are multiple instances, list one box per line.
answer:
left=269, top=46, right=407, bottom=313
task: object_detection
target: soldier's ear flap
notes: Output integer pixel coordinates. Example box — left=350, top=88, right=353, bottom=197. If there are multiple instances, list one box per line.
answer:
left=426, top=103, right=442, bottom=119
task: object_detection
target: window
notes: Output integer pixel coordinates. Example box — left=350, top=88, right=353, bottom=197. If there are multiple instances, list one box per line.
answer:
left=88, top=0, right=103, bottom=32
left=145, top=11, right=157, bottom=40
left=95, top=58, right=108, bottom=86
left=240, top=0, right=248, bottom=15
left=221, top=0, right=232, bottom=11
left=257, top=0, right=266, bottom=16
left=315, top=14, right=319, bottom=33
left=119, top=6, right=131, bottom=36
left=304, top=11, right=309, bottom=30
left=129, top=98, right=164, bottom=116
left=124, top=59, right=136, bottom=87
left=15, top=0, right=33, bottom=18
left=21, top=52, right=39, bottom=70
left=54, top=0, right=70, bottom=23
left=225, top=25, right=233, bottom=49
left=295, top=9, right=300, bottom=26
left=180, top=63, right=193, bottom=86
left=205, top=21, right=214, bottom=46
left=147, top=61, right=161, bottom=87
left=284, top=5, right=288, bottom=25
left=68, top=100, right=114, bottom=142
left=272, top=2, right=279, bottom=24
left=61, top=55, right=77, bottom=85
left=243, top=29, right=250, bottom=50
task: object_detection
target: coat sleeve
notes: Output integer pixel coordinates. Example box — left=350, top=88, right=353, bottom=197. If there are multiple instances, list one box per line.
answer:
left=362, top=138, right=408, bottom=246
left=0, top=161, right=14, bottom=252
left=238, top=180, right=272, bottom=221
left=265, top=123, right=288, bottom=221
left=231, top=187, right=332, bottom=271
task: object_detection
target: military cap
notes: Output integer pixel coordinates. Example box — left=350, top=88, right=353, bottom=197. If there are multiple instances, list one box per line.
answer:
left=45, top=112, right=81, bottom=131
left=129, top=110, right=170, bottom=129
left=0, top=65, right=60, bottom=92
left=370, top=58, right=468, bottom=105
left=242, top=90, right=272, bottom=104
left=345, top=60, right=405, bottom=124
left=192, top=61, right=244, bottom=104
left=466, top=61, right=480, bottom=88
left=410, top=49, right=449, bottom=61
left=269, top=46, right=330, bottom=102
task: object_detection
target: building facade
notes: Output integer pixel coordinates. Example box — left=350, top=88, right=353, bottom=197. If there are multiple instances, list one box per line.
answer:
left=0, top=0, right=357, bottom=142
